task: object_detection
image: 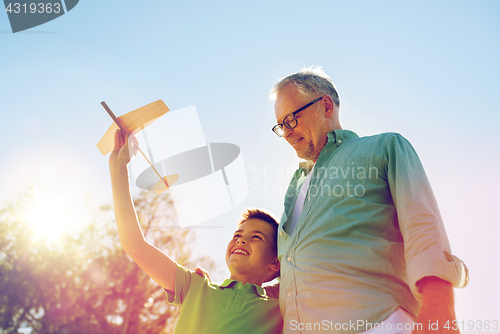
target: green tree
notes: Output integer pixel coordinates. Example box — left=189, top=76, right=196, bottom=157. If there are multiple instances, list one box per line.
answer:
left=0, top=191, right=217, bottom=334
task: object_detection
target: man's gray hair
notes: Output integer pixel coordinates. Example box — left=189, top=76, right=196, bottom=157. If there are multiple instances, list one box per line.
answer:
left=269, top=66, right=340, bottom=107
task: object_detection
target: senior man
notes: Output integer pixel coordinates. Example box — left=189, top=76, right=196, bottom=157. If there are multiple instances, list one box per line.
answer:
left=270, top=67, right=468, bottom=334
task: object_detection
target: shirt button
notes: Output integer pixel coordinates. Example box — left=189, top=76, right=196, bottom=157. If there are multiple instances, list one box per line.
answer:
left=287, top=292, right=292, bottom=297
left=238, top=285, right=242, bottom=290
left=279, top=230, right=283, bottom=236
left=338, top=139, right=342, bottom=144
left=287, top=256, right=292, bottom=262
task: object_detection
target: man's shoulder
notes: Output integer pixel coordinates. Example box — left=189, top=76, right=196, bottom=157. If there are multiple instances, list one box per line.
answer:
left=358, top=131, right=402, bottom=142
left=354, top=132, right=410, bottom=149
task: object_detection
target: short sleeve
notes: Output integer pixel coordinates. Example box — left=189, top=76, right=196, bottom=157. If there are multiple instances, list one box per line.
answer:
left=165, top=263, right=194, bottom=306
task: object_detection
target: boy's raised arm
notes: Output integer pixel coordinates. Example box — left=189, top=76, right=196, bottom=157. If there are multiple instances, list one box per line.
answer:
left=109, top=130, right=176, bottom=292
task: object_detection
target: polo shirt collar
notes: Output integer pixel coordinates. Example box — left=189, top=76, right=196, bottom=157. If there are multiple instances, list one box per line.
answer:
left=220, top=279, right=267, bottom=297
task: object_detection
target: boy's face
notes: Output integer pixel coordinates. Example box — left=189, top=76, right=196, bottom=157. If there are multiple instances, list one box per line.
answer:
left=225, top=218, right=277, bottom=281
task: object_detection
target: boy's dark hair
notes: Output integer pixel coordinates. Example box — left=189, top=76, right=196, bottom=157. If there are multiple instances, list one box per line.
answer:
left=237, top=208, right=279, bottom=250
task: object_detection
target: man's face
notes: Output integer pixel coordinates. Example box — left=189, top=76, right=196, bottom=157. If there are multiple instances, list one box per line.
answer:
left=274, top=84, right=330, bottom=162
left=225, top=218, right=277, bottom=280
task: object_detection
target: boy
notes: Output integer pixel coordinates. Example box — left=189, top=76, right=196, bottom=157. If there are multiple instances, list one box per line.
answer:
left=109, top=131, right=282, bottom=333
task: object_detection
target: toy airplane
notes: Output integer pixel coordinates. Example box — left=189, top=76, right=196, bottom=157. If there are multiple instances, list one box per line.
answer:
left=97, top=100, right=179, bottom=193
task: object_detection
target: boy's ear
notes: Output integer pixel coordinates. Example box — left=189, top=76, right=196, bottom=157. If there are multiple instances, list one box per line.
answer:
left=264, top=257, right=281, bottom=282
left=270, top=257, right=280, bottom=272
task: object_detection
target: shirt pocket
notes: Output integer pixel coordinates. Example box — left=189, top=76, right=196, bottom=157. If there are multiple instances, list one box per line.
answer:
left=313, top=157, right=370, bottom=200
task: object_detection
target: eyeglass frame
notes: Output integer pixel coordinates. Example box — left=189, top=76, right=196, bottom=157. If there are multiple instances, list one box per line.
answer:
left=272, top=96, right=325, bottom=137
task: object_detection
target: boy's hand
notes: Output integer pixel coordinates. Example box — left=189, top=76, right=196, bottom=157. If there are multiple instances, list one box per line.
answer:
left=109, top=130, right=138, bottom=167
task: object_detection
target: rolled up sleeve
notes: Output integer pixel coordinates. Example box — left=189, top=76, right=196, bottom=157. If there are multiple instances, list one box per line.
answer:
left=386, top=133, right=469, bottom=300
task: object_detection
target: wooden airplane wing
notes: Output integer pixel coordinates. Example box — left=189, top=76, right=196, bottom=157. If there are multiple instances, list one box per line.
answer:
left=97, top=100, right=169, bottom=155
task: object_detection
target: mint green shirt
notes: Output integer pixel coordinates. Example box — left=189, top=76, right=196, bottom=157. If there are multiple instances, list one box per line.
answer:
left=278, top=130, right=468, bottom=334
left=166, top=263, right=282, bottom=334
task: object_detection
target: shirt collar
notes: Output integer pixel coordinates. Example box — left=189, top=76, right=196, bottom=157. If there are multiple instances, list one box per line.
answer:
left=298, top=160, right=315, bottom=172
left=327, top=129, right=359, bottom=143
left=299, top=129, right=360, bottom=173
left=220, top=279, right=267, bottom=297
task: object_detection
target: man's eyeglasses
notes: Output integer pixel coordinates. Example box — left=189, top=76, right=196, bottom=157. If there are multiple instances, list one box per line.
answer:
left=272, top=96, right=324, bottom=137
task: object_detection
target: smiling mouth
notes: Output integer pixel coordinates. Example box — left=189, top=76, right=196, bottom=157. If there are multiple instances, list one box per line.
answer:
left=232, top=249, right=249, bottom=255
left=292, top=138, right=303, bottom=146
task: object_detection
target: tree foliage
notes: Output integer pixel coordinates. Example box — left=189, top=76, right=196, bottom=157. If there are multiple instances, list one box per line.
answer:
left=0, top=191, right=217, bottom=334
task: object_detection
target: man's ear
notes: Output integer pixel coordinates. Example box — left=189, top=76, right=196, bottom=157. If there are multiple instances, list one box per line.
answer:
left=323, top=95, right=335, bottom=118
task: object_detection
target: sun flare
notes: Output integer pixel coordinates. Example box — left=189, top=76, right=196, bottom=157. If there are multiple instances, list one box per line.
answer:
left=9, top=144, right=105, bottom=246
left=23, top=195, right=73, bottom=245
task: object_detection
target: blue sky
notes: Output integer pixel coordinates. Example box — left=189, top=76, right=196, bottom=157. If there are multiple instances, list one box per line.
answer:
left=1, top=0, right=499, bottom=323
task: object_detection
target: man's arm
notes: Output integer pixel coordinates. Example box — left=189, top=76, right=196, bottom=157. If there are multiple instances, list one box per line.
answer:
left=413, top=276, right=459, bottom=334
left=384, top=134, right=465, bottom=332
left=109, top=130, right=176, bottom=292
